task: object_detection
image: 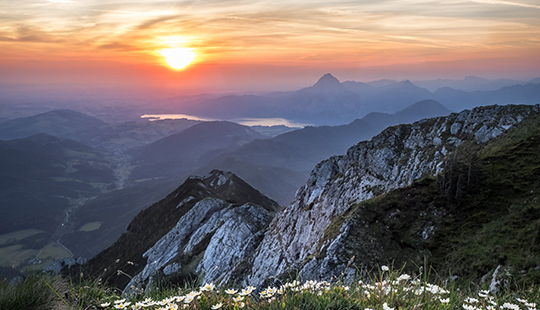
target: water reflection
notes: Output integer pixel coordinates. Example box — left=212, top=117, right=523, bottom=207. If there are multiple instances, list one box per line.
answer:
left=141, top=114, right=310, bottom=128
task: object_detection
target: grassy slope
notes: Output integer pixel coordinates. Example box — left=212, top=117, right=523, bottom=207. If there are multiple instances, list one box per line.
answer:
left=320, top=115, right=540, bottom=284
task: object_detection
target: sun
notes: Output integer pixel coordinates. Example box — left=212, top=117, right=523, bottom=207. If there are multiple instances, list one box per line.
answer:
left=160, top=48, right=196, bottom=70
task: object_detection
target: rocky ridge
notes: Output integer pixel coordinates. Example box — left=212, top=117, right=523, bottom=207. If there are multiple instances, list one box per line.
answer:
left=245, top=104, right=540, bottom=285
left=125, top=198, right=273, bottom=293
left=84, top=104, right=540, bottom=291
left=84, top=170, right=279, bottom=290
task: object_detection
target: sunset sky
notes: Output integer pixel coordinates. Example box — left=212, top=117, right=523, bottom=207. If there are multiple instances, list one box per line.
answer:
left=1, top=0, right=539, bottom=93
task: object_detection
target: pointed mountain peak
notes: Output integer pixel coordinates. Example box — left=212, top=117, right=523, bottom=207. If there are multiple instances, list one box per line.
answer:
left=203, top=170, right=235, bottom=189
left=399, top=80, right=414, bottom=86
left=313, top=73, right=341, bottom=89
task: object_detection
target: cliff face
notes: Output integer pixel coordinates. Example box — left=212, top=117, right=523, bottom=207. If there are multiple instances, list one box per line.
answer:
left=84, top=170, right=279, bottom=290
left=245, top=104, right=540, bottom=285
left=125, top=198, right=273, bottom=293
left=86, top=104, right=540, bottom=291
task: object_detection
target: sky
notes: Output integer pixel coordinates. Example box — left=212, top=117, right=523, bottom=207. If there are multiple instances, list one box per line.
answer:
left=1, top=0, right=539, bottom=93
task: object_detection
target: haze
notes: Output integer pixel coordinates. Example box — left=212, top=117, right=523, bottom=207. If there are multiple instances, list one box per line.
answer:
left=1, top=0, right=539, bottom=94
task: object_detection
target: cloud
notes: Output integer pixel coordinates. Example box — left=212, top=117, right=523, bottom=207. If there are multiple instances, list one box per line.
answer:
left=468, top=0, right=540, bottom=9
left=0, top=0, right=538, bottom=75
left=97, top=42, right=138, bottom=51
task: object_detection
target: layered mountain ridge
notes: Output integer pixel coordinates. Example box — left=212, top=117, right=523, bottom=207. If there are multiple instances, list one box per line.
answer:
left=85, top=170, right=279, bottom=290
left=246, top=104, right=540, bottom=285
left=84, top=104, right=540, bottom=291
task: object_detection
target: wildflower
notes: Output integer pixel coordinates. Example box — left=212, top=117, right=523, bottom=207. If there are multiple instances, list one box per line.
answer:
left=397, top=274, right=411, bottom=281
left=191, top=291, right=201, bottom=297
left=502, top=303, right=520, bottom=310
left=381, top=265, right=389, bottom=271
left=239, top=289, right=251, bottom=296
left=238, top=302, right=245, bottom=308
left=100, top=302, right=111, bottom=307
left=200, top=282, right=215, bottom=291
left=225, top=289, right=237, bottom=295
left=183, top=296, right=194, bottom=304
left=478, top=291, right=489, bottom=298
left=260, top=290, right=273, bottom=298
left=440, top=298, right=450, bottom=303
left=115, top=299, right=126, bottom=304
left=383, top=302, right=394, bottom=310
left=465, top=297, right=479, bottom=304
left=517, top=298, right=528, bottom=304
left=132, top=302, right=144, bottom=309
left=233, top=296, right=244, bottom=302
left=211, top=303, right=222, bottom=309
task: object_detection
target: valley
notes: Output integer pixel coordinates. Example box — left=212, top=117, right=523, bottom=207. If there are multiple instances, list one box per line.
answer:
left=0, top=74, right=539, bottom=285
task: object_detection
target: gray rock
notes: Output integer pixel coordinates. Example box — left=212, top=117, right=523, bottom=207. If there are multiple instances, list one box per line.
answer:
left=124, top=197, right=273, bottom=294
left=246, top=104, right=539, bottom=285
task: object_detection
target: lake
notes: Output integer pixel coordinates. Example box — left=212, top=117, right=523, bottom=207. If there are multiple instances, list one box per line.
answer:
left=141, top=114, right=310, bottom=128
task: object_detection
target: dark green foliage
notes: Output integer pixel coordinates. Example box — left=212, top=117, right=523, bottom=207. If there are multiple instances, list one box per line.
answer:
left=0, top=134, right=115, bottom=234
left=0, top=272, right=65, bottom=310
left=321, top=115, right=540, bottom=285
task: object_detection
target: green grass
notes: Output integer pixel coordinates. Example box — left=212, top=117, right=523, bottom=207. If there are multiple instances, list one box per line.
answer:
left=0, top=229, right=45, bottom=245
left=0, top=272, right=67, bottom=310
left=308, top=115, right=540, bottom=287
left=3, top=268, right=540, bottom=310
left=78, top=222, right=103, bottom=232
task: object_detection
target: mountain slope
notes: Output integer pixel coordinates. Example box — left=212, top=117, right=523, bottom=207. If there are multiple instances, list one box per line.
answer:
left=129, top=121, right=265, bottom=183
left=434, top=83, right=540, bottom=112
left=177, top=74, right=436, bottom=126
left=244, top=104, right=540, bottom=286
left=299, top=113, right=540, bottom=285
left=197, top=100, right=451, bottom=204
left=0, top=134, right=115, bottom=234
left=0, top=110, right=105, bottom=141
left=84, top=170, right=279, bottom=290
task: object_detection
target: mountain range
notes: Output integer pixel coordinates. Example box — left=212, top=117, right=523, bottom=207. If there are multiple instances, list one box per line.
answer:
left=129, top=121, right=265, bottom=184
left=195, top=99, right=451, bottom=204
left=82, top=104, right=540, bottom=291
left=1, top=73, right=540, bottom=279
left=171, top=74, right=540, bottom=126
left=176, top=74, right=438, bottom=126
left=0, top=109, right=201, bottom=151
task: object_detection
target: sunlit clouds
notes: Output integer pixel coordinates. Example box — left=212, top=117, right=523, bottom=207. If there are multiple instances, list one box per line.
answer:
left=0, top=0, right=539, bottom=90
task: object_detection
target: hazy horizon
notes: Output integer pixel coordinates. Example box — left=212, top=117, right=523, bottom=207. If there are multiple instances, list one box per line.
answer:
left=1, top=1, right=539, bottom=94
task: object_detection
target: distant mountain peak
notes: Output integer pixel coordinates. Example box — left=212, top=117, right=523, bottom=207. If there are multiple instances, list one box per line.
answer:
left=398, top=80, right=415, bottom=86
left=464, top=75, right=487, bottom=82
left=313, top=73, right=341, bottom=89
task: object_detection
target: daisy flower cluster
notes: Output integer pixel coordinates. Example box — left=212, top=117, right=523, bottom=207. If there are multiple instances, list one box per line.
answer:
left=99, top=282, right=255, bottom=310
left=354, top=267, right=451, bottom=309
left=95, top=267, right=539, bottom=310
left=462, top=290, right=537, bottom=310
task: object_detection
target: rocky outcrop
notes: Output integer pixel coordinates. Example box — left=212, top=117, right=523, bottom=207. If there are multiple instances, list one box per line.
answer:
left=124, top=199, right=272, bottom=293
left=245, top=104, right=540, bottom=285
left=84, top=170, right=279, bottom=290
